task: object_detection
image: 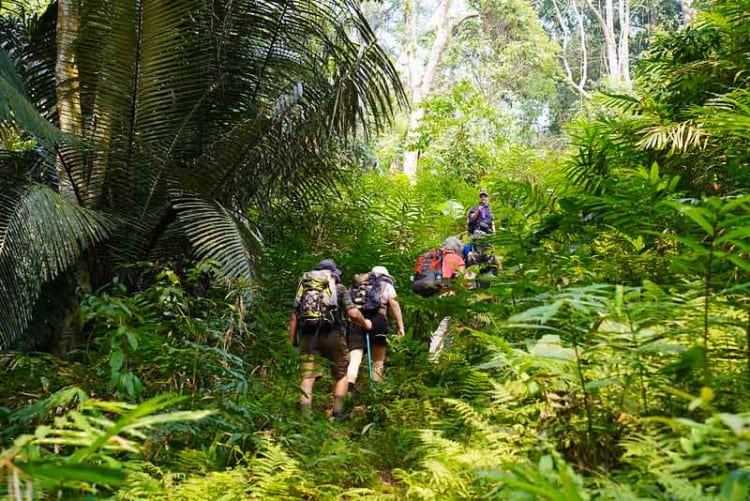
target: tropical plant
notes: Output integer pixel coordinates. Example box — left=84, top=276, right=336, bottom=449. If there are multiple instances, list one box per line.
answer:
left=0, top=392, right=213, bottom=500
left=0, top=0, right=406, bottom=349
left=564, top=0, right=750, bottom=197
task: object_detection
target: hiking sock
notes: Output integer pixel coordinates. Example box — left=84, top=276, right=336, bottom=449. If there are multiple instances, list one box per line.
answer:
left=332, top=395, right=345, bottom=415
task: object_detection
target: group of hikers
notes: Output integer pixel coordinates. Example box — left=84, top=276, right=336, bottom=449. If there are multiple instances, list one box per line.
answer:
left=288, top=189, right=499, bottom=420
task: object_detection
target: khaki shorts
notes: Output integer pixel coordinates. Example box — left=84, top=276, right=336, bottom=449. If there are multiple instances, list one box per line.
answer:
left=299, top=328, right=350, bottom=380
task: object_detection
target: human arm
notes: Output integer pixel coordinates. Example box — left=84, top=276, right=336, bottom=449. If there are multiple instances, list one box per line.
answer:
left=288, top=312, right=298, bottom=344
left=338, top=283, right=372, bottom=330
left=347, top=307, right=373, bottom=330
left=468, top=206, right=481, bottom=222
left=388, top=297, right=405, bottom=336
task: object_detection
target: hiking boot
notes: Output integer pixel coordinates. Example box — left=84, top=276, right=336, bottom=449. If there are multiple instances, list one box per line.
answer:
left=330, top=411, right=350, bottom=422
left=300, top=403, right=313, bottom=420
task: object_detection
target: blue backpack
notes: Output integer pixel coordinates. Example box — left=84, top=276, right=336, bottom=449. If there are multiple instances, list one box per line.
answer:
left=350, top=273, right=392, bottom=312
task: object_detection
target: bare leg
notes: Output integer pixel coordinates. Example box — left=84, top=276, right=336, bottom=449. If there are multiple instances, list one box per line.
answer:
left=300, top=356, right=318, bottom=407
left=300, top=376, right=315, bottom=406
left=347, top=348, right=364, bottom=384
left=332, top=375, right=348, bottom=414
left=371, top=345, right=387, bottom=382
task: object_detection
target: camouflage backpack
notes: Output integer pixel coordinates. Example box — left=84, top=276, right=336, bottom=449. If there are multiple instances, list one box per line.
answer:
left=295, top=269, right=338, bottom=327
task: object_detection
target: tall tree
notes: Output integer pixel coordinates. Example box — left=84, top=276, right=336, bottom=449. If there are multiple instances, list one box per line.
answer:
left=539, top=0, right=681, bottom=95
left=402, top=0, right=477, bottom=180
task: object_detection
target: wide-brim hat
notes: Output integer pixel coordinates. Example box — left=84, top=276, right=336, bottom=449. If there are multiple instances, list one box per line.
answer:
left=371, top=265, right=392, bottom=278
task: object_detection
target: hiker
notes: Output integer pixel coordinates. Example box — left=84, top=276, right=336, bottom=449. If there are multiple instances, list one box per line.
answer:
left=346, top=265, right=405, bottom=391
left=467, top=189, right=495, bottom=235
left=426, top=237, right=467, bottom=358
left=289, top=259, right=372, bottom=420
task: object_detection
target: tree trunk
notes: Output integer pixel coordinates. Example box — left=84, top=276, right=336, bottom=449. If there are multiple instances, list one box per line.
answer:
left=617, top=0, right=630, bottom=83
left=552, top=0, right=590, bottom=98
left=54, top=0, right=91, bottom=356
left=401, top=0, right=454, bottom=182
left=584, top=0, right=628, bottom=83
left=680, top=0, right=694, bottom=27
left=604, top=0, right=617, bottom=79
left=54, top=0, right=83, bottom=201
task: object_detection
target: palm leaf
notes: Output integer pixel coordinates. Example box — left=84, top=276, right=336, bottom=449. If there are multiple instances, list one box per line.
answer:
left=0, top=46, right=70, bottom=151
left=173, top=196, right=262, bottom=281
left=0, top=180, right=113, bottom=348
left=1, top=0, right=404, bottom=345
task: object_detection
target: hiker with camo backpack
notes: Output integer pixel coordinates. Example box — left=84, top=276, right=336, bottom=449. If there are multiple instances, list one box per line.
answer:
left=346, top=266, right=405, bottom=392
left=289, top=259, right=372, bottom=420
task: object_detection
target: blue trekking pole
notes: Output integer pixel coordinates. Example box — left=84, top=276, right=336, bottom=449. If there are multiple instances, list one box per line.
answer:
left=365, top=332, right=373, bottom=390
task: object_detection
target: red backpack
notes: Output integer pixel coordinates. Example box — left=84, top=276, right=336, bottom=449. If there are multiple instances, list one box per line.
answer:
left=412, top=249, right=444, bottom=297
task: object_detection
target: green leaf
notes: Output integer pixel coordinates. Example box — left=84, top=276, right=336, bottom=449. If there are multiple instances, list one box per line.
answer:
left=0, top=182, right=114, bottom=349
left=530, top=335, right=576, bottom=361
left=125, top=331, right=139, bottom=351
left=509, top=301, right=563, bottom=324
left=649, top=162, right=660, bottom=185
left=721, top=470, right=750, bottom=501
left=680, top=207, right=715, bottom=236
left=19, top=461, right=126, bottom=486
left=584, top=378, right=619, bottom=391
left=109, top=349, right=124, bottom=373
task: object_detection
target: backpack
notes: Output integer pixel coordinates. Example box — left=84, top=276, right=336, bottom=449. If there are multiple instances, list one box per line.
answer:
left=412, top=249, right=444, bottom=297
left=465, top=242, right=497, bottom=289
left=350, top=273, right=393, bottom=312
left=465, top=242, right=493, bottom=267
left=295, top=269, right=338, bottom=327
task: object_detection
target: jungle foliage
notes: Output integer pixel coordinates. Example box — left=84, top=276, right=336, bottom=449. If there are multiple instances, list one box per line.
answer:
left=1, top=0, right=750, bottom=499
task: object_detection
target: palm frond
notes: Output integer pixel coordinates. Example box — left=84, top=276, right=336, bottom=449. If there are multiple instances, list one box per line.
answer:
left=0, top=46, right=69, bottom=150
left=636, top=120, right=708, bottom=152
left=173, top=197, right=261, bottom=281
left=0, top=181, right=113, bottom=348
left=1, top=0, right=405, bottom=338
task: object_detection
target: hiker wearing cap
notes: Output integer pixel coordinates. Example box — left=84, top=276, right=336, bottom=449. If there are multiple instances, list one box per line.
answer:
left=290, top=259, right=372, bottom=420
left=467, top=189, right=495, bottom=235
left=346, top=265, right=405, bottom=390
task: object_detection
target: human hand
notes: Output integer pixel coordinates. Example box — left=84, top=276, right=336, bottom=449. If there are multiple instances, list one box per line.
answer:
left=397, top=326, right=405, bottom=337
left=364, top=318, right=373, bottom=330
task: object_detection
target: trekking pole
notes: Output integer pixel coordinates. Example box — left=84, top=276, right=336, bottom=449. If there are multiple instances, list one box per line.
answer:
left=365, top=332, right=373, bottom=390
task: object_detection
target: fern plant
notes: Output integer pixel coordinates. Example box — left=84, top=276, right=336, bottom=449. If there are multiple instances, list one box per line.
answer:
left=0, top=393, right=214, bottom=500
